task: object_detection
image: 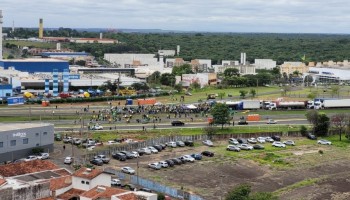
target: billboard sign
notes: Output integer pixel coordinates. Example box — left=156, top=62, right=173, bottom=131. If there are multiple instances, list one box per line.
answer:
left=69, top=74, right=80, bottom=79
left=7, top=97, right=25, bottom=106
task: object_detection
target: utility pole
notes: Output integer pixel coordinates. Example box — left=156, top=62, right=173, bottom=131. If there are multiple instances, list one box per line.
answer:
left=117, top=72, right=121, bottom=96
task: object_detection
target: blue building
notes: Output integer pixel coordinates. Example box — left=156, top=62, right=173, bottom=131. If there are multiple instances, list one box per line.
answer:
left=0, top=84, right=13, bottom=98
left=0, top=58, right=69, bottom=73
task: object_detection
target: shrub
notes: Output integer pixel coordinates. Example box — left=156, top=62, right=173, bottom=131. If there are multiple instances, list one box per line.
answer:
left=32, top=147, right=44, bottom=154
left=318, top=150, right=324, bottom=154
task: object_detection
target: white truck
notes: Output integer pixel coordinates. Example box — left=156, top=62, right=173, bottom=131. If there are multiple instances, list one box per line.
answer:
left=269, top=101, right=306, bottom=110
left=315, top=99, right=350, bottom=109
left=242, top=100, right=261, bottom=110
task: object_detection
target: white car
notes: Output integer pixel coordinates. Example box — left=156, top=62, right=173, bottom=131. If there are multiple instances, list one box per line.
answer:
left=202, top=140, right=214, bottom=147
left=130, top=151, right=140, bottom=158
left=237, top=144, right=254, bottom=150
left=166, top=141, right=177, bottom=148
left=141, top=148, right=152, bottom=155
left=247, top=138, right=257, bottom=144
left=148, top=162, right=161, bottom=170
left=265, top=137, right=274, bottom=143
left=267, top=119, right=277, bottom=124
left=257, top=137, right=266, bottom=143
left=64, top=157, right=73, bottom=164
left=107, top=141, right=117, bottom=145
left=318, top=139, right=332, bottom=145
left=37, top=153, right=49, bottom=160
left=272, top=141, right=286, bottom=148
left=158, top=161, right=169, bottom=168
left=283, top=140, right=295, bottom=146
left=92, top=124, right=103, bottom=130
left=121, top=167, right=135, bottom=174
left=24, top=155, right=38, bottom=162
left=87, top=146, right=95, bottom=151
left=148, top=146, right=159, bottom=153
left=228, top=138, right=239, bottom=145
left=111, top=179, right=121, bottom=186
left=180, top=155, right=195, bottom=162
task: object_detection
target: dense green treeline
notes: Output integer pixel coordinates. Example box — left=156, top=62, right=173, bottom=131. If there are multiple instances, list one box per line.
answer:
left=4, top=27, right=350, bottom=64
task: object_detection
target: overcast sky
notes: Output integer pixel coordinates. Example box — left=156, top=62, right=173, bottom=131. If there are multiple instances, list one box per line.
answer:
left=1, top=0, right=350, bottom=33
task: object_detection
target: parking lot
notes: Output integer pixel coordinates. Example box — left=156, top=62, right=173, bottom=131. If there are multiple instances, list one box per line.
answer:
left=50, top=134, right=350, bottom=200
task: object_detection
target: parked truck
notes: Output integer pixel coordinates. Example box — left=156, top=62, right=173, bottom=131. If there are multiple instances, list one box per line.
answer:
left=314, top=99, right=350, bottom=109
left=268, top=101, right=307, bottom=110
left=242, top=100, right=261, bottom=110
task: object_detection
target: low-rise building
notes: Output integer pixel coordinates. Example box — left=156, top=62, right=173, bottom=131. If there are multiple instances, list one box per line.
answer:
left=254, top=59, right=276, bottom=70
left=280, top=62, right=309, bottom=75
left=180, top=73, right=217, bottom=88
left=0, top=123, right=54, bottom=163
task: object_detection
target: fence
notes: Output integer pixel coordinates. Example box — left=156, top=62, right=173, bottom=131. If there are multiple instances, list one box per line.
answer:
left=104, top=168, right=204, bottom=200
left=86, top=131, right=302, bottom=159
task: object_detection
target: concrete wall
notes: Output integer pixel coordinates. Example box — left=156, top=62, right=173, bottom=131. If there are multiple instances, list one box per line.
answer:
left=0, top=182, right=57, bottom=200
left=0, top=124, right=54, bottom=163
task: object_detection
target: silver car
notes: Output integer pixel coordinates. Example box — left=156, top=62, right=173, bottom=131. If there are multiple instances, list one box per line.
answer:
left=121, top=167, right=135, bottom=174
left=148, top=162, right=161, bottom=170
left=317, top=139, right=332, bottom=145
left=202, top=140, right=214, bottom=147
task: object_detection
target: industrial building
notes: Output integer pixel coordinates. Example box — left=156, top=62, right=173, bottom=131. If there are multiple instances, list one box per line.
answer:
left=0, top=58, right=69, bottom=73
left=41, top=52, right=90, bottom=59
left=0, top=123, right=54, bottom=163
left=254, top=59, right=277, bottom=70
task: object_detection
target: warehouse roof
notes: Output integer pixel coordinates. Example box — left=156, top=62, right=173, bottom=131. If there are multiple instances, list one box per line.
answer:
left=0, top=123, right=52, bottom=132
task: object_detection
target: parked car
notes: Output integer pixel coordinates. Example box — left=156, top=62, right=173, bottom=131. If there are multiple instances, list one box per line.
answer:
left=63, top=137, right=73, bottom=143
left=238, top=120, right=248, bottom=125
left=87, top=146, right=95, bottom=151
left=177, top=157, right=186, bottom=164
left=147, top=146, right=159, bottom=153
left=253, top=144, right=265, bottom=150
left=153, top=145, right=163, bottom=152
left=37, top=153, right=49, bottom=160
left=120, top=151, right=135, bottom=159
left=139, top=188, right=152, bottom=193
left=176, top=141, right=185, bottom=147
left=238, top=144, right=254, bottom=150
left=139, top=148, right=152, bottom=155
left=94, top=155, right=110, bottom=163
left=24, top=155, right=38, bottom=162
left=107, top=140, right=117, bottom=145
left=158, top=161, right=169, bottom=168
left=265, top=137, right=274, bottom=143
left=202, top=140, right=214, bottom=147
left=267, top=119, right=277, bottom=124
left=257, top=137, right=266, bottom=143
left=121, top=183, right=136, bottom=191
left=166, top=141, right=177, bottom=148
left=226, top=145, right=241, bottom=152
left=272, top=141, right=286, bottom=148
left=170, top=158, right=183, bottom=165
left=201, top=151, right=214, bottom=157
left=148, top=162, right=162, bottom=170
left=90, top=158, right=104, bottom=166
left=247, top=138, right=257, bottom=144
left=180, top=155, right=195, bottom=162
left=64, top=156, right=73, bottom=164
left=272, top=135, right=281, bottom=141
left=112, top=153, right=127, bottom=161
left=191, top=153, right=202, bottom=160
left=171, top=121, right=185, bottom=126
left=159, top=143, right=167, bottom=149
left=165, top=159, right=175, bottom=167
left=111, top=179, right=121, bottom=186
left=317, top=139, right=332, bottom=145
left=283, top=140, right=296, bottom=146
left=73, top=138, right=82, bottom=145
left=184, top=140, right=194, bottom=146
left=54, top=133, right=62, bottom=141
left=237, top=138, right=247, bottom=144
left=307, top=133, right=317, bottom=140
left=130, top=151, right=140, bottom=158
left=228, top=138, right=239, bottom=145
left=121, top=167, right=135, bottom=174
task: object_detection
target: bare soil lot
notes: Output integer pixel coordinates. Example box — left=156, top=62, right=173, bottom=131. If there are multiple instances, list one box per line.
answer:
left=107, top=137, right=350, bottom=200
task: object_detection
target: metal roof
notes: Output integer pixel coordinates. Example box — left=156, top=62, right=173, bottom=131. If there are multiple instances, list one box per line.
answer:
left=0, top=123, right=52, bottom=132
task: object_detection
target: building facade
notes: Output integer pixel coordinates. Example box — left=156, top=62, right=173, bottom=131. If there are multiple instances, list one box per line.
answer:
left=0, top=123, right=54, bottom=162
left=280, top=62, right=309, bottom=75
left=254, top=59, right=277, bottom=70
left=0, top=59, right=69, bottom=73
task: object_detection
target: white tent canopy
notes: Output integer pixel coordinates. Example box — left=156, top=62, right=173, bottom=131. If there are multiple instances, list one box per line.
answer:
left=186, top=104, right=197, bottom=109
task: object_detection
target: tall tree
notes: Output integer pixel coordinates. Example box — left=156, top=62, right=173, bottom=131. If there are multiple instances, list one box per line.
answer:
left=210, top=103, right=230, bottom=129
left=224, top=68, right=240, bottom=77
left=160, top=73, right=176, bottom=86
left=331, top=113, right=348, bottom=141
left=172, top=64, right=193, bottom=76
left=315, top=113, right=330, bottom=137
left=239, top=90, right=248, bottom=99
left=306, top=110, right=319, bottom=134
left=250, top=89, right=256, bottom=98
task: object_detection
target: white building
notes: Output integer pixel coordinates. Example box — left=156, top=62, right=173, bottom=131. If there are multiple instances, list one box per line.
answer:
left=254, top=59, right=276, bottom=70
left=306, top=67, right=350, bottom=82
left=72, top=167, right=111, bottom=191
left=158, top=50, right=176, bottom=56
left=214, top=65, right=256, bottom=74
left=180, top=73, right=217, bottom=88
left=104, top=53, right=161, bottom=68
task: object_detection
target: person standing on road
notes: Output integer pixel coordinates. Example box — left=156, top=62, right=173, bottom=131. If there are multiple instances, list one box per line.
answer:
left=63, top=145, right=66, bottom=150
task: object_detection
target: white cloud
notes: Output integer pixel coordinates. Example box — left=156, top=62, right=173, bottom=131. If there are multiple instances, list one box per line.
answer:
left=1, top=0, right=350, bottom=33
